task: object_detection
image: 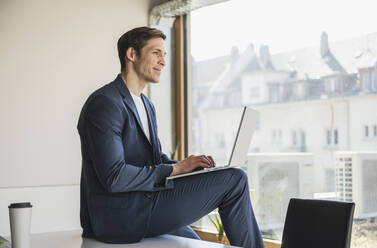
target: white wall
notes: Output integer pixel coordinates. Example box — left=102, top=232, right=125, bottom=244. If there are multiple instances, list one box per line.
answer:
left=349, top=95, right=377, bottom=150
left=253, top=100, right=350, bottom=192
left=0, top=0, right=152, bottom=235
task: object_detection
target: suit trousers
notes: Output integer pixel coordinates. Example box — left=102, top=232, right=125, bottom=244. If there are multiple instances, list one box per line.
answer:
left=145, top=168, right=265, bottom=248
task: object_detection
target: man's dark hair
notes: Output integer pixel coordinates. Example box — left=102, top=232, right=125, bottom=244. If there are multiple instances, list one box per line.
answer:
left=117, top=26, right=166, bottom=71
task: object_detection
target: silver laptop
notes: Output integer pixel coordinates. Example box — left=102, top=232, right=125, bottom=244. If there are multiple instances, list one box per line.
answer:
left=167, top=107, right=259, bottom=180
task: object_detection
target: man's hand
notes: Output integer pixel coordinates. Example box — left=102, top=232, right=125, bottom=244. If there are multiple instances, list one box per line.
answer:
left=170, top=155, right=216, bottom=177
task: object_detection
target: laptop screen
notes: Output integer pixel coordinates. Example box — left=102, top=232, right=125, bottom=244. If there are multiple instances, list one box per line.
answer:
left=227, top=107, right=259, bottom=166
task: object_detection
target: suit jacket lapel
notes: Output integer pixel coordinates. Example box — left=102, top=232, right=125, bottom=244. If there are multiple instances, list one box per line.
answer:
left=114, top=75, right=152, bottom=146
left=141, top=94, right=157, bottom=148
left=141, top=94, right=160, bottom=164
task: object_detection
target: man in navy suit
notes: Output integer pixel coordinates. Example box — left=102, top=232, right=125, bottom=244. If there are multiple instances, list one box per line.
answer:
left=77, top=27, right=265, bottom=248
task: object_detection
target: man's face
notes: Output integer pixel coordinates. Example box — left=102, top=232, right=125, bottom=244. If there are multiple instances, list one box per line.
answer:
left=133, top=37, right=166, bottom=83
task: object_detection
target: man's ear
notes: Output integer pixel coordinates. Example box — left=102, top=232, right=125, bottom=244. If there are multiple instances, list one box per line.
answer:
left=125, top=47, right=137, bottom=62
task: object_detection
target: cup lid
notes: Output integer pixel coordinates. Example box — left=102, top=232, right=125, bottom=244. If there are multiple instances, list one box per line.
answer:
left=8, top=202, right=32, bottom=208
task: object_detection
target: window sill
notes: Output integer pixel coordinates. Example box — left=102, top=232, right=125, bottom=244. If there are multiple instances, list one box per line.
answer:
left=323, top=144, right=339, bottom=149
left=192, top=228, right=281, bottom=248
left=361, top=137, right=377, bottom=142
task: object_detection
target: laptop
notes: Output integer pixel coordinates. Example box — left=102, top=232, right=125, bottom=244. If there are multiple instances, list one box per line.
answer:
left=166, top=107, right=259, bottom=180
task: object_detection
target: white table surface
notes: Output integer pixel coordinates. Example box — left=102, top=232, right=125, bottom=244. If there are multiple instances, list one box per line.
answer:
left=16, top=230, right=241, bottom=248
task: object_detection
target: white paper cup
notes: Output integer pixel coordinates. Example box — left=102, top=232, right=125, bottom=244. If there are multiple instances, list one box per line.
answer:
left=8, top=202, right=32, bottom=248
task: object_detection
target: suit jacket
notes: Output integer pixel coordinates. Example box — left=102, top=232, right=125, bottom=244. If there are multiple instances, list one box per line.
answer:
left=77, top=74, right=175, bottom=243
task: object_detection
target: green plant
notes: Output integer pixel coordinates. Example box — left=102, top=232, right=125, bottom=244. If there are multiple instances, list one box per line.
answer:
left=208, top=210, right=224, bottom=236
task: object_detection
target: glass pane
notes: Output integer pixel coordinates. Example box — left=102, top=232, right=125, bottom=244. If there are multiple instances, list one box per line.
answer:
left=189, top=0, right=377, bottom=247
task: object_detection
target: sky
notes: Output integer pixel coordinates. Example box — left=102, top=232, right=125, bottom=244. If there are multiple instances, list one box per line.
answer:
left=190, top=0, right=377, bottom=61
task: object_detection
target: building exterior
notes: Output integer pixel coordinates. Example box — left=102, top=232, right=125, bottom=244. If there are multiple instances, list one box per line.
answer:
left=190, top=32, right=377, bottom=236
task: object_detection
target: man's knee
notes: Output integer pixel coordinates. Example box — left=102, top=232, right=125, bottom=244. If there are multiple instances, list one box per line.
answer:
left=229, top=168, right=248, bottom=184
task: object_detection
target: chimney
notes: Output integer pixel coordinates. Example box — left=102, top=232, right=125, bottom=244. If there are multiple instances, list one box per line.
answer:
left=320, top=31, right=346, bottom=73
left=259, top=45, right=274, bottom=70
left=320, top=32, right=330, bottom=58
left=230, top=46, right=240, bottom=67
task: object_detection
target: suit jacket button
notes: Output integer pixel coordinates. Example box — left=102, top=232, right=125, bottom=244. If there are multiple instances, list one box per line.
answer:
left=144, top=193, right=152, bottom=199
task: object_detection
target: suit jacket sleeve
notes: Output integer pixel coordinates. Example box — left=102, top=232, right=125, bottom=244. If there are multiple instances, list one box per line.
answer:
left=160, top=152, right=178, bottom=164
left=82, top=94, right=173, bottom=193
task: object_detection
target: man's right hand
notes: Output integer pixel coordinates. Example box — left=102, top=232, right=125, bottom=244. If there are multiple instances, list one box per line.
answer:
left=170, top=155, right=215, bottom=177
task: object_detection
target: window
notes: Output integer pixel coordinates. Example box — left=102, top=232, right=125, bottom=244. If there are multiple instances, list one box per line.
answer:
left=328, top=78, right=337, bottom=92
left=188, top=0, right=377, bottom=246
left=326, top=129, right=331, bottom=145
left=269, top=84, right=279, bottom=103
left=300, top=130, right=306, bottom=150
left=334, top=129, right=338, bottom=145
left=326, top=128, right=338, bottom=146
left=295, top=82, right=305, bottom=98
left=272, top=129, right=283, bottom=144
left=363, top=73, right=371, bottom=92
left=292, top=130, right=297, bottom=146
left=372, top=71, right=377, bottom=91
left=374, top=125, right=377, bottom=137
left=365, top=125, right=369, bottom=137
